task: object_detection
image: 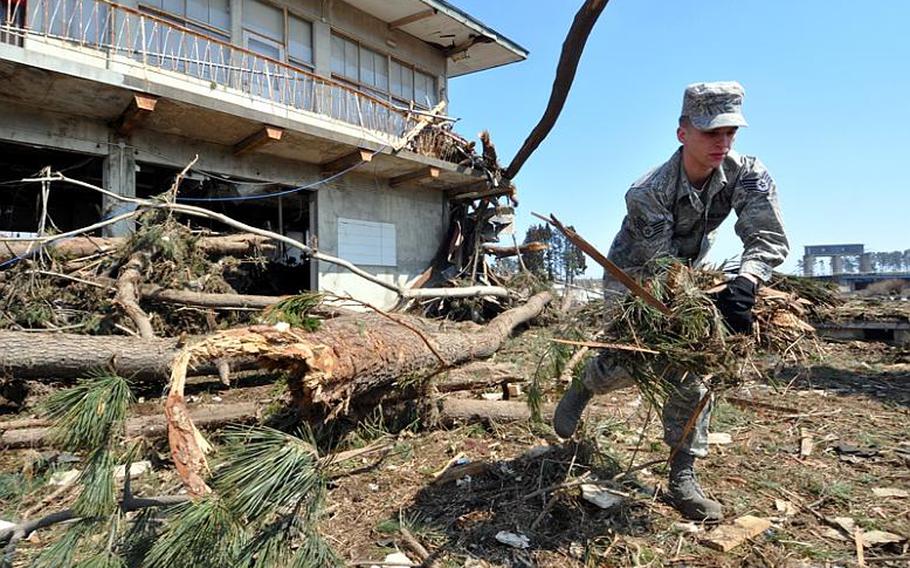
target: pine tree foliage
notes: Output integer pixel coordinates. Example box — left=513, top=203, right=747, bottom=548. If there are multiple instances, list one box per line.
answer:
left=213, top=426, right=323, bottom=521
left=141, top=497, right=245, bottom=568
left=260, top=293, right=324, bottom=331
left=19, top=377, right=342, bottom=568
left=43, top=372, right=132, bottom=451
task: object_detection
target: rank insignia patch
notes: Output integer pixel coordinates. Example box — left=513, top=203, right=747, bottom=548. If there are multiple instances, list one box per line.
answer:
left=740, top=171, right=772, bottom=193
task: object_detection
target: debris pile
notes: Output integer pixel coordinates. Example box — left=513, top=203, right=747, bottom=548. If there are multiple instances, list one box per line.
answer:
left=572, top=264, right=826, bottom=401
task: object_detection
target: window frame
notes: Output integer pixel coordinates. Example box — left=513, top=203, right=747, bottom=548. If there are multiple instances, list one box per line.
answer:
left=331, top=31, right=438, bottom=110
left=240, top=0, right=314, bottom=69
left=139, top=0, right=230, bottom=39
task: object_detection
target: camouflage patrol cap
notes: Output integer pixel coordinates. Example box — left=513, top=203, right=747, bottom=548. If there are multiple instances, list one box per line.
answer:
left=680, top=81, right=748, bottom=131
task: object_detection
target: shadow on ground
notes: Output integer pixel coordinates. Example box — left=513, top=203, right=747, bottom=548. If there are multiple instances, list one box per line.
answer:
left=400, top=440, right=661, bottom=565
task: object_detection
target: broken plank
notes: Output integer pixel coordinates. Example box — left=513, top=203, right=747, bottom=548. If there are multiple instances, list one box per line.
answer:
left=320, top=148, right=373, bottom=176
left=390, top=167, right=440, bottom=188
left=702, top=515, right=772, bottom=552
left=799, top=427, right=814, bottom=457
left=232, top=126, right=283, bottom=156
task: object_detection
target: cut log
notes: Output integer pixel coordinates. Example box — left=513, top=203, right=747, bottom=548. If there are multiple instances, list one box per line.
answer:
left=0, top=234, right=275, bottom=261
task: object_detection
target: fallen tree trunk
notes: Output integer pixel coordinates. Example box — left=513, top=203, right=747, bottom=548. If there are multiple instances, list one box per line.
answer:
left=0, top=332, right=255, bottom=381
left=140, top=286, right=284, bottom=310
left=167, top=292, right=553, bottom=417
left=1, top=402, right=257, bottom=448
left=0, top=234, right=275, bottom=260
left=0, top=293, right=552, bottom=395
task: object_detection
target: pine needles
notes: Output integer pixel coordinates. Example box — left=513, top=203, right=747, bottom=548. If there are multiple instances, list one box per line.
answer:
left=19, top=374, right=342, bottom=567
left=586, top=264, right=822, bottom=403
left=44, top=372, right=132, bottom=451
left=260, top=293, right=324, bottom=331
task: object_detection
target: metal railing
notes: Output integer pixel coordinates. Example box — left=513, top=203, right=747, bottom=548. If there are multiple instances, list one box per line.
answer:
left=0, top=0, right=417, bottom=140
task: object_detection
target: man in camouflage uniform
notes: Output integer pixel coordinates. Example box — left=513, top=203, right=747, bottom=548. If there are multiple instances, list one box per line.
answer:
left=553, top=82, right=788, bottom=522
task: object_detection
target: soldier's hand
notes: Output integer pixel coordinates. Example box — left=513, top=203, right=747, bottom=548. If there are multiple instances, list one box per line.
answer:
left=712, top=276, right=757, bottom=334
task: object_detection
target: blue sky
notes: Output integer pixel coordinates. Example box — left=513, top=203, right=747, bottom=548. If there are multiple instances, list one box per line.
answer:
left=446, top=0, right=910, bottom=275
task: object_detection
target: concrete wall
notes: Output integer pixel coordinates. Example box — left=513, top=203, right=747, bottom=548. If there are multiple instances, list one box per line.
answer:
left=0, top=99, right=447, bottom=307
left=317, top=171, right=447, bottom=307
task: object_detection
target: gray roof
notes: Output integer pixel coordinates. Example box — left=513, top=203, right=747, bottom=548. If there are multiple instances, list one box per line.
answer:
left=342, top=0, right=528, bottom=77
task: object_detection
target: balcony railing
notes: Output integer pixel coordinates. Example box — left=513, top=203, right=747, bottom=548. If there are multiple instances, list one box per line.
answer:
left=0, top=0, right=419, bottom=140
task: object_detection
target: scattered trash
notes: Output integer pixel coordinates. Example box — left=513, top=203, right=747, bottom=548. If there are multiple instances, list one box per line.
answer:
left=859, top=530, right=905, bottom=547
left=774, top=499, right=798, bottom=517
left=113, top=461, right=152, bottom=480
left=832, top=517, right=856, bottom=534
left=833, top=442, right=879, bottom=459
left=481, top=392, right=503, bottom=401
left=495, top=530, right=530, bottom=549
left=707, top=432, right=733, bottom=445
left=522, top=445, right=552, bottom=460
left=48, top=469, right=80, bottom=487
left=505, top=383, right=523, bottom=398
left=871, top=487, right=909, bottom=498
left=369, top=551, right=414, bottom=568
left=51, top=461, right=153, bottom=486
left=368, top=483, right=380, bottom=492
left=580, top=484, right=623, bottom=509
left=799, top=428, right=814, bottom=457
left=211, top=395, right=223, bottom=403
left=456, top=475, right=472, bottom=487
left=672, top=521, right=703, bottom=534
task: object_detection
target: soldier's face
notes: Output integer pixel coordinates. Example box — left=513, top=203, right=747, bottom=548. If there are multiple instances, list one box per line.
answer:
left=677, top=125, right=738, bottom=170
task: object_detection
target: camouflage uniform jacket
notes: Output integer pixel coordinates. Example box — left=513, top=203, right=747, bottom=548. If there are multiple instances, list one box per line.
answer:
left=606, top=147, right=789, bottom=286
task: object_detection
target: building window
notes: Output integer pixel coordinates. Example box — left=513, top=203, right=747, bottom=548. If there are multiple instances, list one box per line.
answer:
left=414, top=70, right=437, bottom=108
left=332, top=33, right=437, bottom=109
left=288, top=14, right=312, bottom=66
left=331, top=33, right=358, bottom=80
left=145, top=0, right=230, bottom=33
left=337, top=218, right=396, bottom=267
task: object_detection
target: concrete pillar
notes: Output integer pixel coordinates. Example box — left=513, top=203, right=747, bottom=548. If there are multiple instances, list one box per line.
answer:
left=831, top=254, right=844, bottom=275
left=313, top=20, right=331, bottom=78
left=860, top=253, right=873, bottom=273
left=101, top=142, right=136, bottom=237
left=802, top=254, right=815, bottom=276
left=230, top=0, right=242, bottom=46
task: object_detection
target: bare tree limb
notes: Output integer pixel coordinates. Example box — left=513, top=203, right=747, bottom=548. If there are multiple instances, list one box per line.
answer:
left=16, top=173, right=511, bottom=300
left=504, top=0, right=610, bottom=180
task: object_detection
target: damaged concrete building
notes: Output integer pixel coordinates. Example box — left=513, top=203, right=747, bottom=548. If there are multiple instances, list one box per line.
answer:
left=0, top=0, right=526, bottom=305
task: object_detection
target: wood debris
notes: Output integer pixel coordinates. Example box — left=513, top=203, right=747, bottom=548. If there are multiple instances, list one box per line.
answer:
left=702, top=515, right=772, bottom=552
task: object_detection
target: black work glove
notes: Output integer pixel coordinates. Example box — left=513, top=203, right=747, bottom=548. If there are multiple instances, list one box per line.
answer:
left=713, top=276, right=757, bottom=334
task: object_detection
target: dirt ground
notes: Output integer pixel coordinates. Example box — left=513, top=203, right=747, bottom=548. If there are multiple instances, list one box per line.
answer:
left=2, top=325, right=909, bottom=567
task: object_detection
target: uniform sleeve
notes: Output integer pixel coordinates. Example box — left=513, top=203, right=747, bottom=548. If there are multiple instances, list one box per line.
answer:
left=731, top=158, right=789, bottom=282
left=607, top=184, right=675, bottom=278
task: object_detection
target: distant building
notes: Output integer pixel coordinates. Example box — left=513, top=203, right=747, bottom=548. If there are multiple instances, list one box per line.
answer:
left=0, top=0, right=527, bottom=305
left=803, top=244, right=910, bottom=291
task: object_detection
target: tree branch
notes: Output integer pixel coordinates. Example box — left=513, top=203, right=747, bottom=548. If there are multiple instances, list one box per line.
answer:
left=504, top=0, right=610, bottom=180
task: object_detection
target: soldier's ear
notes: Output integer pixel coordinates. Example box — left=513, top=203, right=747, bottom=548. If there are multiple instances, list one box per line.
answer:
left=676, top=126, right=686, bottom=145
